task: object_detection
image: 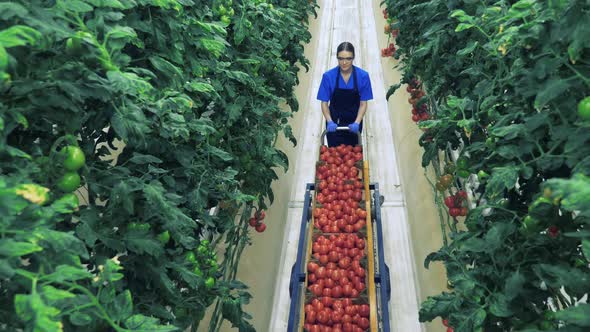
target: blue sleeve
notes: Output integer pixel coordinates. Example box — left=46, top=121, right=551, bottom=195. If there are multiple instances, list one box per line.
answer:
left=360, top=72, right=373, bottom=101
left=317, top=73, right=332, bottom=102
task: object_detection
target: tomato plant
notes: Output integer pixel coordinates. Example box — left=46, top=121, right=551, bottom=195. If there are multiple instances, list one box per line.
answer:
left=0, top=0, right=318, bottom=330
left=383, top=0, right=590, bottom=331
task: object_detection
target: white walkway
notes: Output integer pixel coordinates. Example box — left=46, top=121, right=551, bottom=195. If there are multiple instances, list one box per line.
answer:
left=269, top=0, right=424, bottom=330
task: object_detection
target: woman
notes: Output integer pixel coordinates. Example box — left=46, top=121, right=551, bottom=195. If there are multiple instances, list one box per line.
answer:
left=317, top=42, right=373, bottom=147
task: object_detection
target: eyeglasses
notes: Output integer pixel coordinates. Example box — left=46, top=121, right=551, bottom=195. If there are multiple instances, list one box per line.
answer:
left=337, top=57, right=354, bottom=62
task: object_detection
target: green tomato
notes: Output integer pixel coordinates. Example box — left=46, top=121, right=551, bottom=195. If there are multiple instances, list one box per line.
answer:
left=193, top=266, right=203, bottom=277
left=218, top=5, right=227, bottom=15
left=221, top=15, right=231, bottom=25
left=198, top=245, right=209, bottom=256
left=157, top=230, right=170, bottom=244
left=477, top=170, right=489, bottom=179
left=185, top=251, right=197, bottom=263
left=456, top=157, right=469, bottom=170
left=56, top=172, right=81, bottom=192
left=485, top=137, right=495, bottom=148
left=457, top=169, right=470, bottom=178
left=205, top=277, right=215, bottom=288
left=66, top=37, right=82, bottom=54
left=60, top=146, right=86, bottom=171
left=578, top=96, right=590, bottom=120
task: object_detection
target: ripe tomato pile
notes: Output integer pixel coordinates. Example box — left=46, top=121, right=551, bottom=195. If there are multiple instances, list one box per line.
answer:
left=304, top=298, right=370, bottom=332
left=303, top=144, right=371, bottom=332
left=444, top=190, right=468, bottom=217
left=406, top=79, right=430, bottom=123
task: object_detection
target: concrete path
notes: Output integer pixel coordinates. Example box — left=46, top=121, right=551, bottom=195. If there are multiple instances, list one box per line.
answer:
left=268, top=0, right=425, bottom=330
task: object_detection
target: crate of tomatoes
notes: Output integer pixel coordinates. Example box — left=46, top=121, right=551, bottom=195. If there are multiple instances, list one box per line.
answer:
left=288, top=129, right=391, bottom=332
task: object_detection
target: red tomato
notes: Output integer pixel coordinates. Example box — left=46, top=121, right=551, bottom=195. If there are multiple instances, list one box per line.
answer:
left=355, top=282, right=365, bottom=292
left=308, top=262, right=319, bottom=273
left=310, top=325, right=321, bottom=332
left=351, top=289, right=359, bottom=298
left=332, top=285, right=343, bottom=298
left=343, top=284, right=353, bottom=297
left=358, top=304, right=370, bottom=317
left=322, top=288, right=332, bottom=297
left=358, top=317, right=370, bottom=330
left=308, top=273, right=317, bottom=283
left=339, top=257, right=351, bottom=269
left=306, top=310, right=317, bottom=323
left=320, top=255, right=329, bottom=265
left=342, top=314, right=352, bottom=324
left=324, top=278, right=335, bottom=288
left=317, top=310, right=330, bottom=324
left=310, top=284, right=322, bottom=296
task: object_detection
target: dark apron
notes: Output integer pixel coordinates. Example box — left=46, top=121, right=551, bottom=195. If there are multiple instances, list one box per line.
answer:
left=326, top=67, right=362, bottom=147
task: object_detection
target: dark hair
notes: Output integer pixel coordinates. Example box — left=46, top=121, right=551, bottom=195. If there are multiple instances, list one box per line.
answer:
left=336, top=42, right=355, bottom=58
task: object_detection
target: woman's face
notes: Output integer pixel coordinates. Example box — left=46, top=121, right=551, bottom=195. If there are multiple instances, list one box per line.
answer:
left=337, top=50, right=354, bottom=71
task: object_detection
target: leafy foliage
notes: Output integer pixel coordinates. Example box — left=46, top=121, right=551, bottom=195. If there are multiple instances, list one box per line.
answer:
left=0, top=0, right=317, bottom=330
left=382, top=0, right=590, bottom=330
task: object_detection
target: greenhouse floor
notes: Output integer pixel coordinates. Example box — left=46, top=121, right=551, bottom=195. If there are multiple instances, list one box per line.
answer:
left=210, top=0, right=448, bottom=331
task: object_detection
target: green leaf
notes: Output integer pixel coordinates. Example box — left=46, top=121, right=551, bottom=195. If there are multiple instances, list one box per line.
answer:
left=489, top=293, right=513, bottom=317
left=0, top=25, right=41, bottom=48
left=553, top=304, right=590, bottom=327
left=0, top=259, right=15, bottom=278
left=0, top=3, right=28, bottom=20
left=128, top=152, right=162, bottom=164
left=200, top=38, right=226, bottom=58
left=15, top=293, right=62, bottom=330
left=41, top=285, right=76, bottom=303
left=36, top=230, right=89, bottom=259
left=491, top=124, right=526, bottom=140
left=582, top=240, right=590, bottom=262
left=505, top=270, right=525, bottom=300
left=61, top=0, right=94, bottom=12
left=124, top=314, right=178, bottom=331
left=106, top=26, right=137, bottom=40
left=42, top=265, right=92, bottom=283
left=207, top=145, right=233, bottom=161
left=0, top=239, right=43, bottom=257
left=457, top=41, right=478, bottom=55
left=125, top=236, right=163, bottom=256
left=455, top=23, right=474, bottom=32
left=485, top=166, right=519, bottom=198
left=386, top=83, right=400, bottom=101
left=50, top=194, right=80, bottom=214
left=534, top=77, right=571, bottom=109
left=110, top=290, right=133, bottom=321
left=70, top=312, right=93, bottom=326
left=185, top=81, right=216, bottom=94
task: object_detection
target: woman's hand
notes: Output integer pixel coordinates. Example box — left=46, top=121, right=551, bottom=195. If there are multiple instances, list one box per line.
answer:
left=348, top=122, right=360, bottom=133
left=327, top=121, right=337, bottom=133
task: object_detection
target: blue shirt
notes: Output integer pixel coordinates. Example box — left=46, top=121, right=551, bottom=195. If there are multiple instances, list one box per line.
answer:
left=316, top=66, right=373, bottom=102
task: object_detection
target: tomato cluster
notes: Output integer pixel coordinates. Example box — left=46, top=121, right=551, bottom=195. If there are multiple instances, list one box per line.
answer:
left=305, top=144, right=370, bottom=331
left=56, top=145, right=85, bottom=193
left=185, top=240, right=218, bottom=289
left=248, top=209, right=267, bottom=233
left=381, top=43, right=396, bottom=58
left=406, top=80, right=430, bottom=123
left=303, top=298, right=370, bottom=332
left=444, top=191, right=468, bottom=217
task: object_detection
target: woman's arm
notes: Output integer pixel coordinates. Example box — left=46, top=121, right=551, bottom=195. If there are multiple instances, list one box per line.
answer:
left=321, top=101, right=333, bottom=122
left=355, top=101, right=367, bottom=123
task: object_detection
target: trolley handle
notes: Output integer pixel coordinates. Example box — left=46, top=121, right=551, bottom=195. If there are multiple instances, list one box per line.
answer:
left=320, top=126, right=362, bottom=145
